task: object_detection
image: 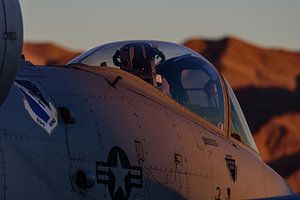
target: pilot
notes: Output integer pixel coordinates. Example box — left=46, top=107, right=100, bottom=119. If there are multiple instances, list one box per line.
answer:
left=113, top=43, right=165, bottom=87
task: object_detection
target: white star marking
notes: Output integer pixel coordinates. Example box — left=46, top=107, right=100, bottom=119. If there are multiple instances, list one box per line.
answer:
left=110, top=153, right=130, bottom=195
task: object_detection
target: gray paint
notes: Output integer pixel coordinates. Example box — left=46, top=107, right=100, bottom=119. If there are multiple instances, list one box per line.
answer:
left=0, top=64, right=296, bottom=199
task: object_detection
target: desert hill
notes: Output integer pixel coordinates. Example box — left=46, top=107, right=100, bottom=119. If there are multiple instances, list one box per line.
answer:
left=184, top=37, right=300, bottom=90
left=23, top=42, right=80, bottom=65
left=23, top=37, right=300, bottom=192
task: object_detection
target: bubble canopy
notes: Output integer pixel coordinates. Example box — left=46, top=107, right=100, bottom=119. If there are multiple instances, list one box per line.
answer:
left=68, top=41, right=257, bottom=152
left=68, top=41, right=225, bottom=128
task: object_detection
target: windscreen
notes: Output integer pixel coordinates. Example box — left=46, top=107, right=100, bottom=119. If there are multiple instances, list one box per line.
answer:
left=226, top=80, right=259, bottom=152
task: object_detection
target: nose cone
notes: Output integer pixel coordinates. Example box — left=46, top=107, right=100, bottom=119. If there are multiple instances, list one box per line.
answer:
left=0, top=0, right=23, bottom=106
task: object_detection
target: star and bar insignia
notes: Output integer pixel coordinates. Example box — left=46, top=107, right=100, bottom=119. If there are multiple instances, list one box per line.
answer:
left=96, top=146, right=143, bottom=200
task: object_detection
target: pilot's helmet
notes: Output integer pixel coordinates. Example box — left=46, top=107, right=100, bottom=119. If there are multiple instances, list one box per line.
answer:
left=112, top=43, right=165, bottom=86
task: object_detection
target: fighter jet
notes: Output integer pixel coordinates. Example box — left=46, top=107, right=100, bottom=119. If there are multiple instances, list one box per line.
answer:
left=0, top=0, right=299, bottom=199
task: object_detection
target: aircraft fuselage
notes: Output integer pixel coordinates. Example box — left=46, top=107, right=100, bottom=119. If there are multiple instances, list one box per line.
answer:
left=0, top=63, right=292, bottom=199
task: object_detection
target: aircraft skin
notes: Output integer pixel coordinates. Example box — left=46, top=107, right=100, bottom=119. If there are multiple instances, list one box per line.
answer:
left=0, top=0, right=300, bottom=199
left=0, top=59, right=299, bottom=200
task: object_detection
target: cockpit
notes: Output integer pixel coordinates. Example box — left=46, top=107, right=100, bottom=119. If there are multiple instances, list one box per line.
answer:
left=68, top=41, right=258, bottom=152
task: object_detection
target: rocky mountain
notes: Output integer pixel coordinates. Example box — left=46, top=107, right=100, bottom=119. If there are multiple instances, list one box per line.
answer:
left=23, top=42, right=80, bottom=65
left=23, top=37, right=300, bottom=192
left=184, top=37, right=300, bottom=90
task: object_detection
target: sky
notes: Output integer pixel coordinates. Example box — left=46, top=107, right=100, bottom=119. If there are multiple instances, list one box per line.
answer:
left=20, top=0, right=300, bottom=51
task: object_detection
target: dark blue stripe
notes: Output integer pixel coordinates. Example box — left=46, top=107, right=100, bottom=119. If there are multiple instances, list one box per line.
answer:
left=23, top=92, right=50, bottom=122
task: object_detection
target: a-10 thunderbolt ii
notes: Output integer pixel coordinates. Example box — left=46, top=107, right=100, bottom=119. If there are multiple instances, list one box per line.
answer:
left=1, top=0, right=300, bottom=199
